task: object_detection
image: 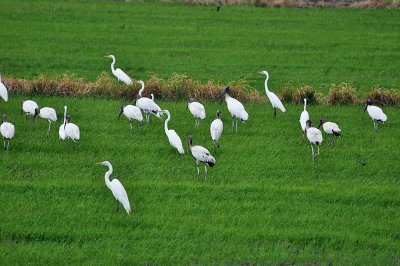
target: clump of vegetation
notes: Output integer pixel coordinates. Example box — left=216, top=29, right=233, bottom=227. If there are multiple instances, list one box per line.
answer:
left=281, top=85, right=323, bottom=104
left=367, top=87, right=400, bottom=106
left=327, top=83, right=357, bottom=105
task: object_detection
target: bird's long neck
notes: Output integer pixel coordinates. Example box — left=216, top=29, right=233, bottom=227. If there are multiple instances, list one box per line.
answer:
left=303, top=100, right=307, bottom=111
left=110, top=57, right=116, bottom=73
left=164, top=113, right=170, bottom=133
left=105, top=165, right=113, bottom=190
left=264, top=74, right=270, bottom=93
left=138, top=83, right=144, bottom=96
left=63, top=107, right=67, bottom=123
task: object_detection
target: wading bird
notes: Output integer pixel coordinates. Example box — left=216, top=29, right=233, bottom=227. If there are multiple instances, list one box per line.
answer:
left=217, top=87, right=248, bottom=133
left=0, top=114, right=15, bottom=151
left=305, top=120, right=323, bottom=160
left=299, top=98, right=310, bottom=136
left=260, top=70, right=286, bottom=118
left=59, top=106, right=67, bottom=140
left=210, top=110, right=223, bottom=148
left=0, top=74, right=8, bottom=102
left=21, top=100, right=39, bottom=124
left=135, top=80, right=162, bottom=123
left=187, top=99, right=206, bottom=129
left=64, top=115, right=80, bottom=151
left=96, top=161, right=131, bottom=215
left=163, top=110, right=184, bottom=154
left=364, top=99, right=387, bottom=131
left=318, top=119, right=341, bottom=145
left=105, top=55, right=133, bottom=85
left=188, top=135, right=216, bottom=178
left=118, top=104, right=143, bottom=139
left=35, top=107, right=57, bottom=138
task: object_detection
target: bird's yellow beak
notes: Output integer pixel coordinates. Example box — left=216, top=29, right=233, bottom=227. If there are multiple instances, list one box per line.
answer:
left=104, top=55, right=109, bottom=58
left=95, top=162, right=104, bottom=165
left=258, top=71, right=263, bottom=74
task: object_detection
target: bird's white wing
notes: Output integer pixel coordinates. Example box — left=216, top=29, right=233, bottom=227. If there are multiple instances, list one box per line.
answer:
left=189, top=102, right=206, bottom=119
left=137, top=98, right=162, bottom=117
left=124, top=105, right=143, bottom=121
left=167, top=130, right=185, bottom=154
left=226, top=97, right=248, bottom=121
left=368, top=106, right=387, bottom=122
left=0, top=122, right=15, bottom=139
left=191, top=145, right=216, bottom=166
left=59, top=124, right=66, bottom=140
left=110, top=179, right=131, bottom=214
left=324, top=122, right=341, bottom=134
left=299, top=111, right=309, bottom=131
left=41, top=107, right=57, bottom=121
left=114, top=68, right=132, bottom=85
left=268, top=92, right=286, bottom=112
left=210, top=119, right=223, bottom=141
left=66, top=123, right=80, bottom=141
left=307, top=128, right=323, bottom=144
left=0, top=82, right=8, bottom=102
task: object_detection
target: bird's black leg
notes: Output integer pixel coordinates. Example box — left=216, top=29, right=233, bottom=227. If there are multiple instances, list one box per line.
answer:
left=68, top=139, right=71, bottom=152
left=231, top=116, right=234, bottom=133
left=236, top=117, right=238, bottom=133
left=3, top=138, right=5, bottom=150
left=74, top=141, right=77, bottom=152
left=139, top=121, right=142, bottom=143
left=274, top=108, right=276, bottom=118
left=116, top=200, right=119, bottom=212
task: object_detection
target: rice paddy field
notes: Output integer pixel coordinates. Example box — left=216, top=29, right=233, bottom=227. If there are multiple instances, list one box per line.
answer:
left=0, top=0, right=400, bottom=264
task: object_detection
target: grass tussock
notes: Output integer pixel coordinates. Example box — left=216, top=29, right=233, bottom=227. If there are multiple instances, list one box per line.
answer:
left=367, top=87, right=400, bottom=106
left=327, top=83, right=357, bottom=105
left=281, top=85, right=324, bottom=105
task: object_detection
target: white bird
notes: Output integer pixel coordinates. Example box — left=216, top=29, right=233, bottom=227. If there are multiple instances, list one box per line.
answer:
left=118, top=104, right=143, bottom=139
left=305, top=120, right=323, bottom=160
left=260, top=70, right=286, bottom=118
left=0, top=114, right=15, bottom=151
left=318, top=119, right=341, bottom=145
left=96, top=161, right=131, bottom=215
left=0, top=74, right=8, bottom=102
left=188, top=135, right=216, bottom=178
left=135, top=80, right=162, bottom=123
left=21, top=100, right=39, bottom=124
left=64, top=115, right=80, bottom=151
left=163, top=110, right=184, bottom=154
left=59, top=106, right=67, bottom=140
left=364, top=99, right=387, bottom=131
left=218, top=86, right=248, bottom=133
left=299, top=98, right=310, bottom=135
left=210, top=110, right=223, bottom=148
left=187, top=99, right=206, bottom=129
left=35, top=107, right=57, bottom=137
left=105, top=55, right=133, bottom=85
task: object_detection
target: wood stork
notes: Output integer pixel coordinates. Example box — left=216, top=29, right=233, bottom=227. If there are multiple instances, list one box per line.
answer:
left=96, top=161, right=131, bottom=215
left=105, top=55, right=133, bottom=85
left=163, top=110, right=184, bottom=154
left=64, top=115, right=80, bottom=151
left=299, top=98, right=310, bottom=135
left=217, top=87, right=248, bottom=133
left=35, top=107, right=57, bottom=137
left=187, top=99, right=206, bottom=129
left=0, top=114, right=15, bottom=151
left=118, top=104, right=143, bottom=139
left=59, top=106, right=67, bottom=140
left=135, top=80, right=162, bottom=123
left=0, top=74, right=8, bottom=102
left=364, top=99, right=387, bottom=131
left=318, top=119, right=341, bottom=145
left=260, top=70, right=286, bottom=118
left=21, top=100, right=39, bottom=124
left=188, top=135, right=216, bottom=178
left=210, top=110, right=223, bottom=148
left=305, top=120, right=323, bottom=160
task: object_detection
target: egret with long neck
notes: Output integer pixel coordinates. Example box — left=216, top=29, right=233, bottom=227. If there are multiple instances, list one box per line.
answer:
left=260, top=70, right=286, bottom=118
left=163, top=110, right=184, bottom=154
left=105, top=55, right=133, bottom=85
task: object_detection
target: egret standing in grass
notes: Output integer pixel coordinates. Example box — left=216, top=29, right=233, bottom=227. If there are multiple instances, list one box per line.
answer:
left=59, top=106, right=67, bottom=140
left=64, top=115, right=80, bottom=151
left=217, top=87, right=248, bottom=133
left=187, top=99, right=206, bottom=129
left=34, top=107, right=57, bottom=138
left=105, top=55, right=133, bottom=85
left=163, top=110, right=184, bottom=154
left=188, top=135, right=216, bottom=178
left=135, top=80, right=162, bottom=123
left=299, top=98, right=310, bottom=136
left=318, top=119, right=341, bottom=145
left=21, top=100, right=39, bottom=125
left=210, top=110, right=223, bottom=148
left=305, top=120, right=323, bottom=160
left=0, top=114, right=15, bottom=151
left=118, top=104, right=143, bottom=139
left=96, top=161, right=131, bottom=215
left=260, top=70, right=286, bottom=118
left=364, top=99, right=387, bottom=131
left=0, top=74, right=8, bottom=102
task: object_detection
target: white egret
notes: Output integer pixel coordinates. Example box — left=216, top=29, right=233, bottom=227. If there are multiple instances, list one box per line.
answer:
left=59, top=106, right=67, bottom=140
left=96, top=161, right=131, bottom=215
left=64, top=115, right=80, bottom=151
left=318, top=119, right=341, bottom=145
left=187, top=99, right=206, bottom=129
left=299, top=98, right=310, bottom=135
left=305, top=120, right=323, bottom=160
left=163, top=110, right=184, bottom=154
left=0, top=74, right=8, bottom=102
left=118, top=104, right=143, bottom=138
left=21, top=100, right=39, bottom=124
left=217, top=87, right=248, bottom=133
left=364, top=99, right=387, bottom=131
left=35, top=107, right=57, bottom=137
left=0, top=114, right=15, bottom=151
left=188, top=135, right=216, bottom=178
left=210, top=110, right=223, bottom=148
left=135, top=80, right=162, bottom=123
left=105, top=55, right=133, bottom=85
left=260, top=70, right=286, bottom=118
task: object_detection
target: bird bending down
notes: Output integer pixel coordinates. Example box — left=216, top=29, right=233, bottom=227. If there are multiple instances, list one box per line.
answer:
left=105, top=55, right=133, bottom=85
left=64, top=115, right=80, bottom=151
left=364, top=99, right=387, bottom=131
left=0, top=74, right=8, bottom=102
left=188, top=135, right=216, bottom=178
left=210, top=110, right=223, bottom=148
left=21, top=100, right=39, bottom=125
left=187, top=99, right=206, bottom=129
left=260, top=70, right=286, bottom=118
left=299, top=98, right=309, bottom=136
left=135, top=80, right=162, bottom=123
left=217, top=87, right=248, bottom=133
left=163, top=110, right=184, bottom=154
left=318, top=119, right=341, bottom=145
left=118, top=104, right=143, bottom=140
left=59, top=106, right=67, bottom=140
left=0, top=114, right=15, bottom=151
left=305, top=120, right=323, bottom=160
left=34, top=107, right=57, bottom=137
left=96, top=161, right=131, bottom=215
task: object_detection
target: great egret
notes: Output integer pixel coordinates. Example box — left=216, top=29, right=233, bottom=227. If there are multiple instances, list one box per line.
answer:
left=0, top=114, right=15, bottom=151
left=364, top=99, right=387, bottom=131
left=105, top=55, right=133, bottom=85
left=187, top=99, right=206, bottom=129
left=96, top=161, right=131, bottom=215
left=34, top=107, right=57, bottom=137
left=260, top=70, right=286, bottom=118
left=118, top=104, right=143, bottom=138
left=163, top=110, right=184, bottom=154
left=299, top=98, right=310, bottom=136
left=305, top=120, right=323, bottom=160
left=210, top=110, right=223, bottom=148
left=318, top=119, right=341, bottom=145
left=188, top=135, right=216, bottom=178
left=64, top=115, right=80, bottom=151
left=59, top=106, right=67, bottom=140
left=21, top=100, right=39, bottom=124
left=217, top=87, right=248, bottom=133
left=135, top=80, right=162, bottom=123
left=0, top=74, right=8, bottom=102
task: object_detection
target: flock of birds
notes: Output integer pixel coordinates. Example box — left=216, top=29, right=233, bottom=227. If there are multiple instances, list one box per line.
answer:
left=0, top=56, right=389, bottom=215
